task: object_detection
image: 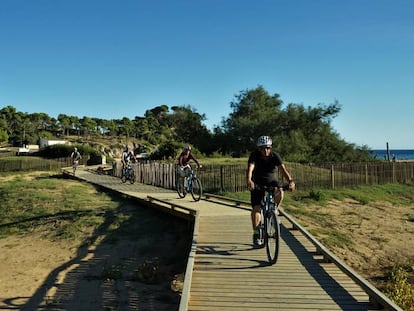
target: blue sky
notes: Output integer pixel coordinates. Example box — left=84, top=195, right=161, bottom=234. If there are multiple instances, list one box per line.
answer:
left=1, top=0, right=413, bottom=150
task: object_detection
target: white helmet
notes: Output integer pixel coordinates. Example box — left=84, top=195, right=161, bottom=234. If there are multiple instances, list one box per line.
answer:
left=256, top=135, right=272, bottom=147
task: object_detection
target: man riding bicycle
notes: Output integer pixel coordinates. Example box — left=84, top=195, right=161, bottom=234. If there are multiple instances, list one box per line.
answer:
left=70, top=147, right=82, bottom=175
left=121, top=145, right=136, bottom=175
left=70, top=147, right=82, bottom=165
left=246, top=135, right=295, bottom=247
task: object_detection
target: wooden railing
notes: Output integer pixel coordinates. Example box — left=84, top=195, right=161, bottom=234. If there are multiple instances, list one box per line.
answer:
left=112, top=161, right=414, bottom=193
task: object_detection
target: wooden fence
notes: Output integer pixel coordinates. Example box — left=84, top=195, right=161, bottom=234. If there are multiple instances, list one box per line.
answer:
left=113, top=161, right=414, bottom=193
left=0, top=157, right=73, bottom=172
left=0, top=155, right=103, bottom=173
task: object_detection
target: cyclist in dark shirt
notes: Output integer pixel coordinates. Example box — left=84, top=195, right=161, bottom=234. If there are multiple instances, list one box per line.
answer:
left=246, top=135, right=295, bottom=247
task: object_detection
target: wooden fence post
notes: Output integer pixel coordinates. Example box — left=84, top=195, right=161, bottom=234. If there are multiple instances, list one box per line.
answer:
left=220, top=166, right=224, bottom=192
left=331, top=165, right=335, bottom=189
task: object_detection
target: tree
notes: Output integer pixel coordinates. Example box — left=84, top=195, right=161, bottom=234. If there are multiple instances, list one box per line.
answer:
left=170, top=105, right=212, bottom=154
left=0, top=128, right=8, bottom=145
left=220, top=86, right=370, bottom=162
left=221, top=85, right=284, bottom=156
left=117, top=117, right=135, bottom=142
left=80, top=116, right=97, bottom=138
left=70, top=116, right=80, bottom=137
left=58, top=114, right=72, bottom=136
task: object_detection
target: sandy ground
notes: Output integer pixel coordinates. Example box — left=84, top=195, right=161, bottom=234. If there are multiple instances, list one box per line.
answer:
left=0, top=203, right=190, bottom=311
left=291, top=199, right=414, bottom=289
left=0, top=199, right=413, bottom=310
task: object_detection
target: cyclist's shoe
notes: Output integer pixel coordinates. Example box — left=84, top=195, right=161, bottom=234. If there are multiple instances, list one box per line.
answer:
left=253, top=233, right=264, bottom=248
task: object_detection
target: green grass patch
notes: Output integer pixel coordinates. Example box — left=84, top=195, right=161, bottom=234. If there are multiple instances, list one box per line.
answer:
left=309, top=227, right=353, bottom=248
left=0, top=172, right=123, bottom=239
left=200, top=157, right=248, bottom=165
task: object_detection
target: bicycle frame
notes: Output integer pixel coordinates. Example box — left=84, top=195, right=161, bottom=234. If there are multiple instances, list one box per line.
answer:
left=262, top=188, right=277, bottom=217
left=121, top=162, right=135, bottom=184
left=177, top=166, right=202, bottom=201
left=185, top=168, right=196, bottom=190
left=257, top=185, right=281, bottom=265
left=72, top=160, right=79, bottom=175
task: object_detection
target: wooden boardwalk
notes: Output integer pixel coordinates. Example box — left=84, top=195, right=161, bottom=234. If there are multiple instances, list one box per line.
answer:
left=69, top=167, right=397, bottom=311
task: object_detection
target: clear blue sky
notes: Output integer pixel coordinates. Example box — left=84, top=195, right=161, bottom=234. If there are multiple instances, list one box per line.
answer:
left=1, top=0, right=413, bottom=150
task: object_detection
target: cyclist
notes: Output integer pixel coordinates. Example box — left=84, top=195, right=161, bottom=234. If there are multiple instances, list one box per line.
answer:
left=70, top=147, right=82, bottom=165
left=121, top=145, right=136, bottom=176
left=177, top=145, right=201, bottom=193
left=246, top=135, right=295, bottom=247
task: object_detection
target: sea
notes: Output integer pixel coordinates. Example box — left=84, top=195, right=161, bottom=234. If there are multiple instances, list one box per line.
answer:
left=371, top=149, right=414, bottom=161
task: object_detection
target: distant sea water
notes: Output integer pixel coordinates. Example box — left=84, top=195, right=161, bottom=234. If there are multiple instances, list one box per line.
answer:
left=371, top=149, right=414, bottom=161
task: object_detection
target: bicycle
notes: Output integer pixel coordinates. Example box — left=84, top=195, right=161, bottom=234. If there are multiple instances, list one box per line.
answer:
left=121, top=162, right=135, bottom=184
left=72, top=160, right=79, bottom=176
left=177, top=166, right=202, bottom=201
left=255, top=184, right=289, bottom=265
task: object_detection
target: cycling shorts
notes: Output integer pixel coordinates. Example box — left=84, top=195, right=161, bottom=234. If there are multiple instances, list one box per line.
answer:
left=250, top=180, right=283, bottom=207
left=178, top=166, right=190, bottom=177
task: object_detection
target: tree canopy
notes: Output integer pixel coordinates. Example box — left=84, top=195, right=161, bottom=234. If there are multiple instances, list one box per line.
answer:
left=0, top=85, right=372, bottom=162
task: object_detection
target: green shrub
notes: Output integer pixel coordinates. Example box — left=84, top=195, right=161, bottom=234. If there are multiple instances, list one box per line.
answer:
left=38, top=144, right=102, bottom=159
left=385, top=266, right=414, bottom=310
left=309, top=189, right=326, bottom=202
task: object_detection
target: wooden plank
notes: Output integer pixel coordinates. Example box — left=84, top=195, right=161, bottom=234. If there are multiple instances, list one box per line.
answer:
left=69, top=168, right=401, bottom=311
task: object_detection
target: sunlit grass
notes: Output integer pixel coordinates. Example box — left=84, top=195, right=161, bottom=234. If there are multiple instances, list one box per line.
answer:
left=0, top=172, right=122, bottom=239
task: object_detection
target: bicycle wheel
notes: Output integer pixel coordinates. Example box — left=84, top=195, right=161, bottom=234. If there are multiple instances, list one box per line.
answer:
left=121, top=171, right=127, bottom=183
left=265, top=210, right=280, bottom=265
left=190, top=177, right=202, bottom=201
left=129, top=170, right=135, bottom=184
left=177, top=179, right=186, bottom=198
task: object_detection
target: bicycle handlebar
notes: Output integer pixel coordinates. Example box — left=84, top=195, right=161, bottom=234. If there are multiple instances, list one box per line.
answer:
left=254, top=184, right=291, bottom=192
left=178, top=164, right=202, bottom=170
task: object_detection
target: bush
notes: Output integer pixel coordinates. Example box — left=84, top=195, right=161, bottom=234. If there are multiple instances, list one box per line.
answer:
left=150, top=141, right=183, bottom=161
left=309, top=189, right=326, bottom=201
left=38, top=144, right=102, bottom=159
left=385, top=265, right=414, bottom=310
